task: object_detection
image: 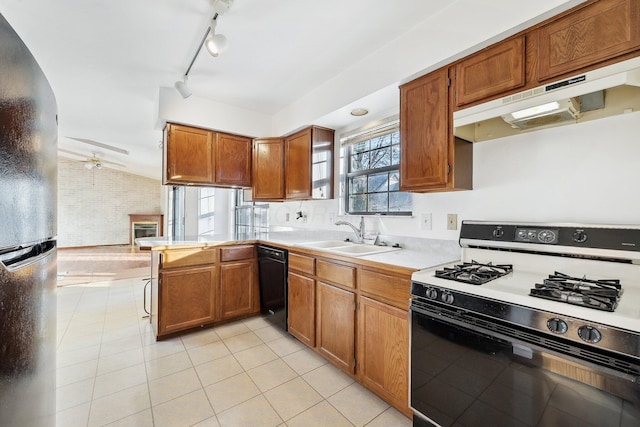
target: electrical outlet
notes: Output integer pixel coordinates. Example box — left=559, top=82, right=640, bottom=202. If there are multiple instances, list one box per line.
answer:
left=285, top=213, right=290, bottom=222
left=447, top=214, right=458, bottom=230
left=421, top=213, right=432, bottom=230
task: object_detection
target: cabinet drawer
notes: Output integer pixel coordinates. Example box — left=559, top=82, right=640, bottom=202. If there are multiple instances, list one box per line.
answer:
left=358, top=269, right=411, bottom=310
left=161, top=248, right=217, bottom=269
left=317, top=260, right=356, bottom=289
left=289, top=253, right=315, bottom=274
left=220, top=245, right=255, bottom=262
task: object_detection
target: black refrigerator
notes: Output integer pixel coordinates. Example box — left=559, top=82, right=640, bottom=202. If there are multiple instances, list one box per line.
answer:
left=0, top=13, right=57, bottom=427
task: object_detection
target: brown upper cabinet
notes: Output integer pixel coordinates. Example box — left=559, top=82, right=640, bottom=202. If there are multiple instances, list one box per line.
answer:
left=214, top=132, right=252, bottom=187
left=164, top=123, right=213, bottom=185
left=535, top=0, right=640, bottom=82
left=400, top=67, right=472, bottom=192
left=252, top=138, right=285, bottom=201
left=454, top=36, right=525, bottom=108
left=284, top=126, right=335, bottom=200
left=164, top=123, right=251, bottom=188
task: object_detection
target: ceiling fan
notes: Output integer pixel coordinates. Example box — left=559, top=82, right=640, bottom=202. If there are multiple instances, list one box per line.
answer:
left=58, top=148, right=126, bottom=170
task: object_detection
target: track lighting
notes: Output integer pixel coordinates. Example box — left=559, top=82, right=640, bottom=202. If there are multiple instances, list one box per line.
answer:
left=174, top=75, right=192, bottom=99
left=173, top=0, right=234, bottom=98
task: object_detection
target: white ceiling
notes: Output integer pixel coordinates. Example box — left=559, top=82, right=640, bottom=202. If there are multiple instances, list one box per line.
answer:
left=1, top=0, right=581, bottom=180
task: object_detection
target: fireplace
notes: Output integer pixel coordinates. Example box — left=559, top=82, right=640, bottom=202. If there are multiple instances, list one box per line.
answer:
left=129, top=214, right=163, bottom=245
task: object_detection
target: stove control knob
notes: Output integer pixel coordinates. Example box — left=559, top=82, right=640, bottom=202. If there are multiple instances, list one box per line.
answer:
left=492, top=228, right=504, bottom=238
left=578, top=325, right=602, bottom=343
left=572, top=230, right=588, bottom=243
left=441, top=292, right=454, bottom=305
left=547, top=318, right=568, bottom=334
left=425, top=288, right=438, bottom=300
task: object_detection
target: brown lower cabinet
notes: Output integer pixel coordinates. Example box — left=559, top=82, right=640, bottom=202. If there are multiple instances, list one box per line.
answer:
left=287, top=270, right=316, bottom=347
left=316, top=281, right=355, bottom=373
left=358, top=296, right=410, bottom=415
left=286, top=250, right=413, bottom=417
left=159, top=265, right=218, bottom=336
left=152, top=245, right=259, bottom=340
left=220, top=258, right=258, bottom=320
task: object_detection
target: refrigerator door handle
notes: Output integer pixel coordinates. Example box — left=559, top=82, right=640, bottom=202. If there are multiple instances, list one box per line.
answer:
left=0, top=239, right=56, bottom=272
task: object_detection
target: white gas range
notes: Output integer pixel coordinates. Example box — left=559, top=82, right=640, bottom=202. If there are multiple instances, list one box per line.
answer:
left=409, top=221, right=640, bottom=427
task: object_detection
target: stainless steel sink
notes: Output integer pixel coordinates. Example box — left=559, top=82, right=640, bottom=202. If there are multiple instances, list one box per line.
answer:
left=295, top=240, right=401, bottom=257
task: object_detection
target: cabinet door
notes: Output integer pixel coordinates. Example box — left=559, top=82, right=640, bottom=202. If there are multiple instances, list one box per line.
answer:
left=285, top=128, right=312, bottom=199
left=537, top=0, right=640, bottom=81
left=252, top=138, right=285, bottom=200
left=400, top=67, right=451, bottom=191
left=455, top=36, right=525, bottom=108
left=317, top=281, right=355, bottom=373
left=220, top=260, right=258, bottom=320
left=159, top=265, right=217, bottom=336
left=288, top=271, right=315, bottom=347
left=214, top=132, right=252, bottom=187
left=358, top=296, right=410, bottom=415
left=165, top=124, right=213, bottom=184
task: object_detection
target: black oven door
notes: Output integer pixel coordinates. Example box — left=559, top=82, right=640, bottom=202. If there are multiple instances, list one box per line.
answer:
left=410, top=301, right=640, bottom=427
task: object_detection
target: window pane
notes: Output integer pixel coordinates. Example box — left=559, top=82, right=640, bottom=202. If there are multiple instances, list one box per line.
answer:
left=391, top=144, right=400, bottom=165
left=368, top=193, right=388, bottom=212
left=368, top=172, right=388, bottom=193
left=389, top=171, right=400, bottom=191
left=349, top=176, right=367, bottom=195
left=350, top=151, right=369, bottom=172
left=353, top=140, right=369, bottom=153
left=389, top=191, right=412, bottom=212
left=369, top=147, right=391, bottom=168
left=236, top=207, right=250, bottom=226
left=370, top=134, right=391, bottom=149
left=349, top=195, right=366, bottom=212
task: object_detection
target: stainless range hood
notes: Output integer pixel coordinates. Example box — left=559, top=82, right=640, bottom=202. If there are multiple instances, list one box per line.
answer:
left=454, top=56, right=640, bottom=141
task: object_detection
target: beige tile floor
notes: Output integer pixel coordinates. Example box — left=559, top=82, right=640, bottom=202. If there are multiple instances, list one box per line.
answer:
left=56, top=276, right=412, bottom=427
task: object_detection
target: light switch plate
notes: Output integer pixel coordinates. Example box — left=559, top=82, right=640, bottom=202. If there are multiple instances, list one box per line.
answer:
left=447, top=214, right=458, bottom=230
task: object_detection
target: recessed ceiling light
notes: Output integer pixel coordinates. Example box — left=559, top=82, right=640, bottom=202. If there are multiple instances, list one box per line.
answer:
left=350, top=108, right=369, bottom=116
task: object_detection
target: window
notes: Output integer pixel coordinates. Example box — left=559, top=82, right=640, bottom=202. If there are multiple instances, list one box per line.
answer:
left=342, top=119, right=412, bottom=215
left=198, top=187, right=215, bottom=235
left=235, top=189, right=269, bottom=237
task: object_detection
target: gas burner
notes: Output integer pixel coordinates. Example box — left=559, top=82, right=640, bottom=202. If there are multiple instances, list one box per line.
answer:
left=530, top=272, right=623, bottom=312
left=435, top=261, right=513, bottom=285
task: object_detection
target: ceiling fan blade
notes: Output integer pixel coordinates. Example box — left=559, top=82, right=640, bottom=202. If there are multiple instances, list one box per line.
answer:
left=66, top=137, right=130, bottom=155
left=58, top=148, right=90, bottom=159
left=100, top=159, right=127, bottom=168
left=57, top=148, right=126, bottom=168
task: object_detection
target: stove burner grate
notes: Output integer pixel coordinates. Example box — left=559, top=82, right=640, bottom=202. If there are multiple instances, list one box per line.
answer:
left=435, top=261, right=513, bottom=285
left=530, top=272, right=623, bottom=312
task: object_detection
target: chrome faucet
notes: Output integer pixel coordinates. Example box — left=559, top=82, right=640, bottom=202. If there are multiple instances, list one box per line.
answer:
left=335, top=216, right=365, bottom=243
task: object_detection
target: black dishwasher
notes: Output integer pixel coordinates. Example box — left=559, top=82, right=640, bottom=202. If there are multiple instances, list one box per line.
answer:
left=257, top=245, right=288, bottom=331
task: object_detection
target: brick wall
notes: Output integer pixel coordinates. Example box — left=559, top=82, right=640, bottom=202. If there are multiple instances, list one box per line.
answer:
left=58, top=158, right=162, bottom=248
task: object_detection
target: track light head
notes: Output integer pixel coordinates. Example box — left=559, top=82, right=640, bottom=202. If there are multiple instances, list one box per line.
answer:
left=205, top=34, right=228, bottom=57
left=174, top=76, right=192, bottom=98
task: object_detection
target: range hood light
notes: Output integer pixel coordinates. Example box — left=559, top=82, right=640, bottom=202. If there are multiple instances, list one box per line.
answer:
left=502, top=98, right=581, bottom=130
left=510, top=102, right=560, bottom=120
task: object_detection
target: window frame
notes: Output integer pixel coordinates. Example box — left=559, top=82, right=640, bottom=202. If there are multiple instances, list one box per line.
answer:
left=342, top=120, right=412, bottom=216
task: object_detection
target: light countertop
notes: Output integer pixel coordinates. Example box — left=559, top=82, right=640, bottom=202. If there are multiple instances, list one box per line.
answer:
left=136, top=231, right=460, bottom=271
